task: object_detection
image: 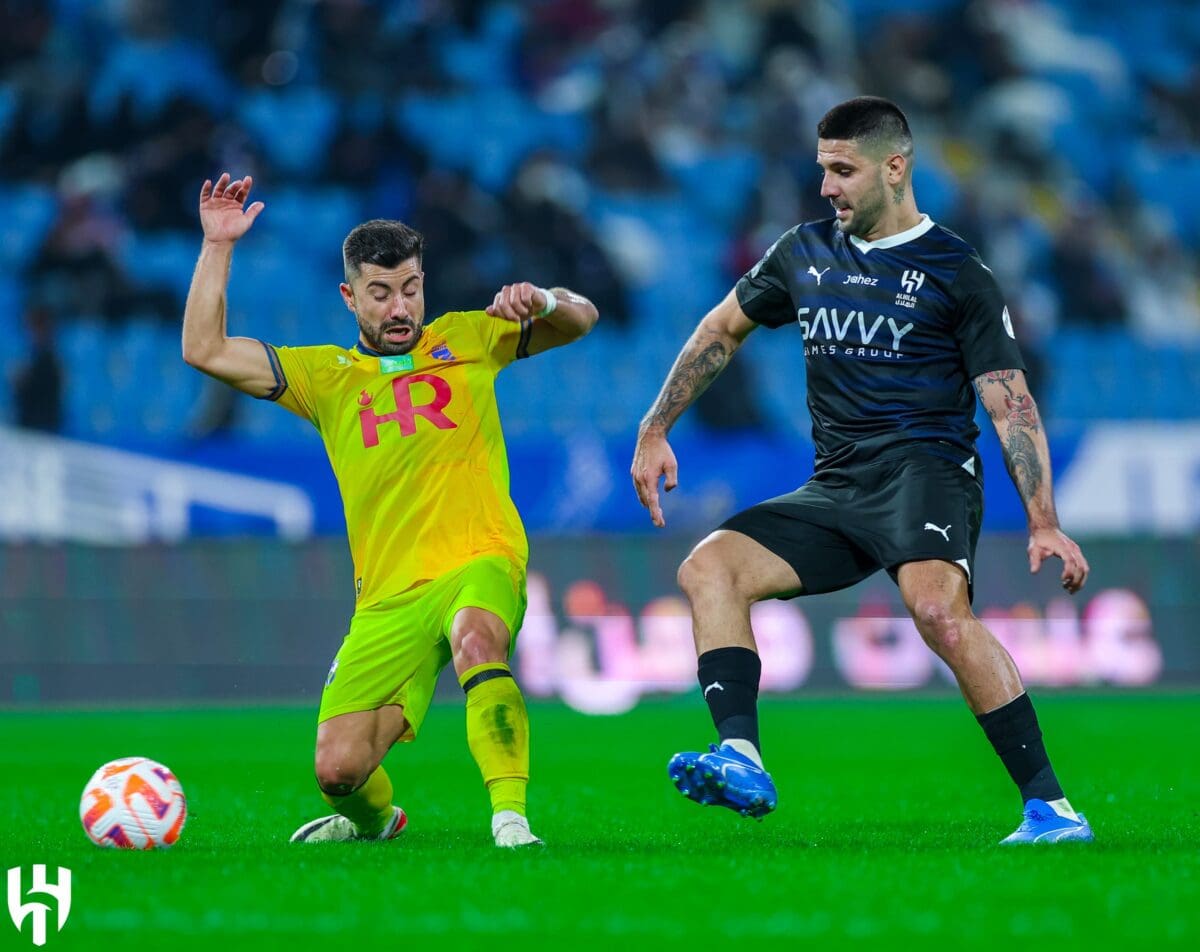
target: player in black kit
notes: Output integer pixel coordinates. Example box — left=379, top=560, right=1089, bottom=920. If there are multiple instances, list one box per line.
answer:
left=631, top=97, right=1093, bottom=844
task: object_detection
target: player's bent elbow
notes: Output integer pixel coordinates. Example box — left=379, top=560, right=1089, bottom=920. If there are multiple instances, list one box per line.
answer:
left=571, top=300, right=600, bottom=338
left=181, top=341, right=230, bottom=377
left=181, top=344, right=215, bottom=371
left=181, top=344, right=205, bottom=369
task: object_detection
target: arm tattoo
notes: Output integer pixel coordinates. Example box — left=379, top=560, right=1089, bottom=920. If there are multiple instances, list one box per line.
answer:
left=1003, top=390, right=1039, bottom=429
left=644, top=337, right=730, bottom=429
left=1003, top=427, right=1043, bottom=501
left=975, top=369, right=1048, bottom=508
left=979, top=368, right=1019, bottom=386
left=974, top=371, right=1041, bottom=432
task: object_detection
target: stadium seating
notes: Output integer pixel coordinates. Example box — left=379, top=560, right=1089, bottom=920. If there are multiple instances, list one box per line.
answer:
left=0, top=185, right=58, bottom=271
left=5, top=0, right=1199, bottom=452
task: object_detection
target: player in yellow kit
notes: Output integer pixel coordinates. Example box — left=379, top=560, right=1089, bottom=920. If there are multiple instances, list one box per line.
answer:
left=182, top=173, right=598, bottom=848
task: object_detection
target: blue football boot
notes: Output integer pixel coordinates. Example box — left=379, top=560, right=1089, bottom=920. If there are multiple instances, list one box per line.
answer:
left=999, top=799, right=1094, bottom=844
left=667, top=743, right=778, bottom=819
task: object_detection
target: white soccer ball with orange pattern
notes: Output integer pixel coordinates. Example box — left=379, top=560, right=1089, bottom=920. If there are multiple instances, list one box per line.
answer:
left=79, top=757, right=187, bottom=849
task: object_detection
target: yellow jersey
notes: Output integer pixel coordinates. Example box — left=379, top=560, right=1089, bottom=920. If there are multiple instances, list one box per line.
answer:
left=266, top=310, right=530, bottom=610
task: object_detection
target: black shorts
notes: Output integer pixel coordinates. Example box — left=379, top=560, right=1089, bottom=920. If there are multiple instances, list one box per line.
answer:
left=719, top=448, right=984, bottom=601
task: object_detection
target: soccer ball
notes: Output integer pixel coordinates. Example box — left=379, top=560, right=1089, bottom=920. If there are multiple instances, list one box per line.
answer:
left=79, top=757, right=187, bottom=849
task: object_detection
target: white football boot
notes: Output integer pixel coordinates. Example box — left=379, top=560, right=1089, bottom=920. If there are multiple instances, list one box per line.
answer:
left=290, top=805, right=407, bottom=843
left=491, top=810, right=543, bottom=848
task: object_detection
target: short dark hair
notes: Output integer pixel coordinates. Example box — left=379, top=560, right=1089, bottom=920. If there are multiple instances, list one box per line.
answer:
left=343, top=219, right=425, bottom=281
left=817, top=97, right=913, bottom=160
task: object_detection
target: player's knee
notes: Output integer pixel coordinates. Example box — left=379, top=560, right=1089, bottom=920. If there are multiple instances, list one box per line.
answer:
left=910, top=599, right=967, bottom=657
left=677, top=548, right=738, bottom=600
left=314, top=746, right=372, bottom=796
left=453, top=626, right=507, bottom=669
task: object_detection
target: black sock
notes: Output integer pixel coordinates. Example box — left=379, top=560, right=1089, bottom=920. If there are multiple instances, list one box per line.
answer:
left=976, top=693, right=1065, bottom=803
left=697, top=647, right=761, bottom=753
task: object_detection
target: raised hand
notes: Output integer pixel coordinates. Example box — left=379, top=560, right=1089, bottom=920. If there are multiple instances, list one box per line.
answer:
left=486, top=282, right=547, bottom=322
left=631, top=429, right=679, bottom=528
left=199, top=173, right=265, bottom=244
left=1027, top=526, right=1090, bottom=594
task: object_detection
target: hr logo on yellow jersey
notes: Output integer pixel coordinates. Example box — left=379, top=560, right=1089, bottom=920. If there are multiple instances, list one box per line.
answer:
left=358, top=374, right=457, bottom=447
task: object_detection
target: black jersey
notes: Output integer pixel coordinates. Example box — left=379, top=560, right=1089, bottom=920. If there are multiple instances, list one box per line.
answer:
left=735, top=215, right=1025, bottom=470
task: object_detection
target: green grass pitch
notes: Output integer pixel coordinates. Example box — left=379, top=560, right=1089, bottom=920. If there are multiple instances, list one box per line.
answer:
left=3, top=694, right=1198, bottom=948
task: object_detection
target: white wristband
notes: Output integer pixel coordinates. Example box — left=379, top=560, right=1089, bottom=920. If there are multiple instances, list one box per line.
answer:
left=534, top=287, right=557, bottom=318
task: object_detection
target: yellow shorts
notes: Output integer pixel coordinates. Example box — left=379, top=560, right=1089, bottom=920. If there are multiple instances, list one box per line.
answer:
left=317, top=555, right=527, bottom=740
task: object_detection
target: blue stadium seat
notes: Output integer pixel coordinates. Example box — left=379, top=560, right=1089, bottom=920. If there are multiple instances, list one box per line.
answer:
left=662, top=149, right=761, bottom=228
left=0, top=281, right=21, bottom=422
left=237, top=87, right=339, bottom=178
left=224, top=241, right=332, bottom=342
left=144, top=343, right=206, bottom=440
left=396, top=90, right=589, bottom=192
left=0, top=85, right=17, bottom=143
left=1045, top=329, right=1088, bottom=421
left=586, top=190, right=726, bottom=340
left=58, top=316, right=107, bottom=362
left=118, top=231, right=198, bottom=298
left=745, top=331, right=809, bottom=437
left=0, top=276, right=23, bottom=348
left=11, top=0, right=1200, bottom=462
left=438, top=3, right=522, bottom=88
left=912, top=161, right=959, bottom=224
left=1166, top=156, right=1200, bottom=247
left=1132, top=338, right=1191, bottom=421
left=89, top=38, right=230, bottom=123
left=60, top=317, right=113, bottom=439
left=256, top=186, right=362, bottom=257
left=843, top=0, right=961, bottom=26
left=1083, top=2, right=1193, bottom=86
left=1050, top=117, right=1119, bottom=197
left=104, top=321, right=164, bottom=436
left=1146, top=345, right=1200, bottom=420
left=0, top=185, right=58, bottom=270
left=233, top=390, right=313, bottom=441
left=1047, top=327, right=1195, bottom=424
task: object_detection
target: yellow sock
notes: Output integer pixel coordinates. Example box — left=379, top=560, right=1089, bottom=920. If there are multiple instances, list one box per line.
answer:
left=459, top=662, right=529, bottom=816
left=322, top=765, right=394, bottom=836
left=487, top=778, right=526, bottom=816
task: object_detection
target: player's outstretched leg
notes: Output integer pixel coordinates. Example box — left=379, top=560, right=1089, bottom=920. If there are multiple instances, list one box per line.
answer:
left=671, top=532, right=802, bottom=821
left=291, top=766, right=408, bottom=842
left=460, top=662, right=543, bottom=848
left=667, top=644, right=777, bottom=819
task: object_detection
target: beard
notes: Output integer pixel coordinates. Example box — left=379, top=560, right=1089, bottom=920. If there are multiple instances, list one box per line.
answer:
left=835, top=174, right=888, bottom=238
left=358, top=316, right=422, bottom=355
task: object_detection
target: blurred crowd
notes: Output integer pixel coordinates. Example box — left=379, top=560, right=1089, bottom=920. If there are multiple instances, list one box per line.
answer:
left=4, top=0, right=1200, bottom=439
